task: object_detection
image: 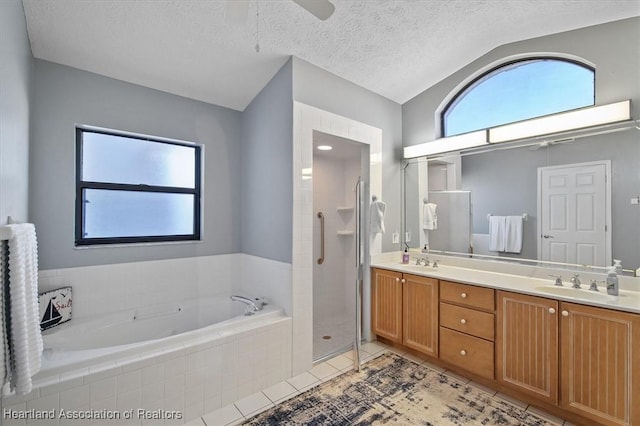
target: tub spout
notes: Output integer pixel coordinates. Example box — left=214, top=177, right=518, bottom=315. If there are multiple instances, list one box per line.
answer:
left=230, top=295, right=264, bottom=315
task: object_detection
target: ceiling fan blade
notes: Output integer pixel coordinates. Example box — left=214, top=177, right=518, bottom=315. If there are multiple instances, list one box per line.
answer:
left=292, top=0, right=335, bottom=21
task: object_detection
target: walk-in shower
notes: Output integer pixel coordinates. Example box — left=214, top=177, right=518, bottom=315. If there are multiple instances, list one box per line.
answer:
left=312, top=131, right=369, bottom=363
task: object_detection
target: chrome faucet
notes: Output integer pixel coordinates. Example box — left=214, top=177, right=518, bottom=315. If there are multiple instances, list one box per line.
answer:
left=230, top=295, right=265, bottom=315
left=570, top=274, right=581, bottom=289
left=549, top=275, right=563, bottom=286
left=589, top=279, right=600, bottom=291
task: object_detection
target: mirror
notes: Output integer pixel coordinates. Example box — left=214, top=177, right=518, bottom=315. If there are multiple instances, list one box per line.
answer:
left=403, top=125, right=640, bottom=272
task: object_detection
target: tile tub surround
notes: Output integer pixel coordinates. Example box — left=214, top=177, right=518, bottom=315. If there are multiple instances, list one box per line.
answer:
left=371, top=252, right=640, bottom=314
left=1, top=317, right=292, bottom=426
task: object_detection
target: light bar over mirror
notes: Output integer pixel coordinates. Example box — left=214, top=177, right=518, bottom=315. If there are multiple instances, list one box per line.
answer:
left=488, top=100, right=631, bottom=143
left=403, top=130, right=488, bottom=158
left=403, top=100, right=632, bottom=159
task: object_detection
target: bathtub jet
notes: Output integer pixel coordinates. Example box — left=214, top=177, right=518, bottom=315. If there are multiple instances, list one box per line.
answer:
left=230, top=295, right=265, bottom=315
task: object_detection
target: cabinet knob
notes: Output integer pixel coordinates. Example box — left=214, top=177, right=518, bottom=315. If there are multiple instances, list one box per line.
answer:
left=460, top=349, right=467, bottom=356
left=401, top=278, right=406, bottom=283
left=548, top=308, right=556, bottom=314
left=562, top=310, right=569, bottom=317
left=395, top=278, right=400, bottom=282
left=460, top=318, right=467, bottom=324
left=460, top=292, right=468, bottom=299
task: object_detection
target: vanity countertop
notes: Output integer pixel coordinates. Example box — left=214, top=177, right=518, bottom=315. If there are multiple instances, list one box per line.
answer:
left=371, top=258, right=640, bottom=314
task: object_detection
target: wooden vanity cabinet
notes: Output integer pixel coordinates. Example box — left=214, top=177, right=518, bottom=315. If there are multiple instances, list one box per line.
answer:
left=371, top=268, right=403, bottom=343
left=440, top=281, right=495, bottom=380
left=371, top=268, right=439, bottom=357
left=496, top=291, right=559, bottom=405
left=560, top=302, right=640, bottom=426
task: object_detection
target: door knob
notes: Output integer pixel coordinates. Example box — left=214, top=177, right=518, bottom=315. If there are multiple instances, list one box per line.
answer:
left=542, top=234, right=554, bottom=239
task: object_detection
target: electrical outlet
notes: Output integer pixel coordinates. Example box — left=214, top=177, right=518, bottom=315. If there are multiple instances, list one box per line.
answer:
left=631, top=197, right=640, bottom=205
left=405, top=232, right=411, bottom=242
left=392, top=232, right=399, bottom=244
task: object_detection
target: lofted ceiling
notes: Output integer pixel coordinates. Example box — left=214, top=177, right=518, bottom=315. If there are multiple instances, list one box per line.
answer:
left=22, top=0, right=640, bottom=111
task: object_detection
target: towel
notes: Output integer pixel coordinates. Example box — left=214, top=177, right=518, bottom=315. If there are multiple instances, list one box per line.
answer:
left=370, top=200, right=386, bottom=234
left=0, top=241, right=7, bottom=393
left=504, top=216, right=523, bottom=253
left=423, top=203, right=438, bottom=230
left=488, top=216, right=506, bottom=252
left=4, top=224, right=43, bottom=396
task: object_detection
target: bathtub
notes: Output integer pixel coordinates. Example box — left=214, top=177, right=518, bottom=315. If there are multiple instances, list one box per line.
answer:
left=4, top=296, right=293, bottom=424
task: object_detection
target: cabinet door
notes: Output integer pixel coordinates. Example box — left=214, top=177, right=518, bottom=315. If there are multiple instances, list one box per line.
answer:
left=560, top=303, right=640, bottom=426
left=496, top=291, right=558, bottom=404
left=371, top=268, right=403, bottom=343
left=403, top=274, right=438, bottom=357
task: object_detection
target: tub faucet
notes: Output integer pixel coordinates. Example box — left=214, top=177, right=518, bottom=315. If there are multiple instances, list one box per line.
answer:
left=230, top=295, right=264, bottom=315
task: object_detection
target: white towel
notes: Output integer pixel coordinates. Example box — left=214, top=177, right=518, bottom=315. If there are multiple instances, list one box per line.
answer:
left=504, top=216, right=523, bottom=253
left=0, top=241, right=8, bottom=392
left=4, top=224, right=43, bottom=396
left=370, top=200, right=386, bottom=234
left=423, top=203, right=438, bottom=230
left=488, top=216, right=506, bottom=252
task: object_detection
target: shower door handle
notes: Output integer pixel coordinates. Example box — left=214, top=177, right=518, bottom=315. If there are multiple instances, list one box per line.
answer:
left=317, top=212, right=325, bottom=264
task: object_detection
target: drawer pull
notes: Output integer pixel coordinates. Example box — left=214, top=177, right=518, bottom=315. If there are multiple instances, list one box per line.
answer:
left=548, top=308, right=556, bottom=314
left=460, top=349, right=467, bottom=356
left=460, top=318, right=467, bottom=324
left=460, top=292, right=468, bottom=299
left=562, top=310, right=569, bottom=317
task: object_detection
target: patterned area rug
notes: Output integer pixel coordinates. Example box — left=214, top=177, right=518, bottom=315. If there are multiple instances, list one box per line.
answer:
left=243, top=353, right=555, bottom=425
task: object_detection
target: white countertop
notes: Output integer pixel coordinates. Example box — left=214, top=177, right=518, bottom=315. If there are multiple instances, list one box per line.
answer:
left=371, top=257, right=640, bottom=314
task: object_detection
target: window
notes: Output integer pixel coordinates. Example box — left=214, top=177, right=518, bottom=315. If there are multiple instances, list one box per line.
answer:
left=75, top=128, right=201, bottom=246
left=442, top=58, right=595, bottom=137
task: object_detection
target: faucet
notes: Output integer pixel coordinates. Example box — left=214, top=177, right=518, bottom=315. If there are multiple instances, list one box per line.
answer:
left=549, top=275, right=563, bottom=286
left=570, top=274, right=581, bottom=289
left=230, top=295, right=265, bottom=315
left=589, top=279, right=600, bottom=291
left=432, top=259, right=439, bottom=268
left=415, top=257, right=429, bottom=266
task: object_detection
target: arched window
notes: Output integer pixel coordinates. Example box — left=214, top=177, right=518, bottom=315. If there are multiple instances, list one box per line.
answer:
left=442, top=58, right=595, bottom=137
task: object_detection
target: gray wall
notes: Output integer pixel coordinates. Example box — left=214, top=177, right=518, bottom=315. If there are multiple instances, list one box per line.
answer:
left=30, top=60, right=243, bottom=269
left=292, top=58, right=404, bottom=253
left=402, top=18, right=640, bottom=269
left=0, top=0, right=32, bottom=226
left=240, top=59, right=293, bottom=263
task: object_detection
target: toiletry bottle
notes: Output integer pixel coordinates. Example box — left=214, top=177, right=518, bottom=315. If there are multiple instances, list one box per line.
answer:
left=402, top=249, right=410, bottom=264
left=421, top=244, right=429, bottom=254
left=614, top=259, right=623, bottom=275
left=606, top=266, right=619, bottom=296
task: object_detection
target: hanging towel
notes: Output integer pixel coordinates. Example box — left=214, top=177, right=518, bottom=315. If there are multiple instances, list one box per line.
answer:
left=0, top=241, right=8, bottom=393
left=370, top=200, right=386, bottom=234
left=423, top=203, right=438, bottom=230
left=504, top=216, right=523, bottom=253
left=3, top=224, right=43, bottom=396
left=488, top=216, right=506, bottom=252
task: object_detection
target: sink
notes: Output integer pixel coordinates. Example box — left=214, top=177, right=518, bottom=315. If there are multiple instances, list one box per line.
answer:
left=534, top=286, right=617, bottom=302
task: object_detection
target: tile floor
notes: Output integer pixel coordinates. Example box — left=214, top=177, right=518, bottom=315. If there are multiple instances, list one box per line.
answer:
left=312, top=312, right=354, bottom=360
left=183, top=341, right=574, bottom=426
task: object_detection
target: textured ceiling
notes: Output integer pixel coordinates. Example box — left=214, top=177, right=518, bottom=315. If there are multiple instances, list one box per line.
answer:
left=22, top=0, right=640, bottom=111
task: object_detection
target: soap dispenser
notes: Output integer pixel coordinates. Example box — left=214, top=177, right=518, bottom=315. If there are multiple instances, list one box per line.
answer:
left=402, top=248, right=410, bottom=264
left=614, top=259, right=623, bottom=275
left=606, top=266, right=619, bottom=296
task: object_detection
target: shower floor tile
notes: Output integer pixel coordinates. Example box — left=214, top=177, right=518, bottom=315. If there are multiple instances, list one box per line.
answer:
left=313, top=312, right=355, bottom=360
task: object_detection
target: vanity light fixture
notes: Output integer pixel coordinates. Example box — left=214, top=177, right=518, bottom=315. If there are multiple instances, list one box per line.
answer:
left=488, top=100, right=631, bottom=143
left=317, top=145, right=333, bottom=151
left=403, top=130, right=488, bottom=159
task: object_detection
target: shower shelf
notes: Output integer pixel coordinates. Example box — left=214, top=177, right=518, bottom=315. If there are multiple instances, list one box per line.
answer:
left=337, top=230, right=354, bottom=236
left=336, top=206, right=354, bottom=213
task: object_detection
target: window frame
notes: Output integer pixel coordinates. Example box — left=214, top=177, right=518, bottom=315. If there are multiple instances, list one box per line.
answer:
left=75, top=127, right=202, bottom=246
left=440, top=56, right=595, bottom=138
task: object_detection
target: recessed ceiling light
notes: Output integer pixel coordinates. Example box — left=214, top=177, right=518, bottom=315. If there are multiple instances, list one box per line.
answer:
left=317, top=145, right=333, bottom=151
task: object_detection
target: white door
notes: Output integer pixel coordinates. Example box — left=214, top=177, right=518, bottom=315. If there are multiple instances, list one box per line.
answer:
left=538, top=161, right=610, bottom=266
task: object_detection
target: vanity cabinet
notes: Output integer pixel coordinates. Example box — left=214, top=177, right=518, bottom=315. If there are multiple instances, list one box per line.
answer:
left=440, top=281, right=495, bottom=380
left=371, top=268, right=439, bottom=357
left=497, top=292, right=640, bottom=426
left=496, top=291, right=559, bottom=404
left=371, top=268, right=403, bottom=343
left=559, top=302, right=640, bottom=426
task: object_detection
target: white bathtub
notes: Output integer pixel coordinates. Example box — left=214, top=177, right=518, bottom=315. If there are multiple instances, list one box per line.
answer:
left=4, top=296, right=293, bottom=425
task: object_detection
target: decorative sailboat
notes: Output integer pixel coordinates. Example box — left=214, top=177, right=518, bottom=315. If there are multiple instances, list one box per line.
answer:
left=40, top=297, right=62, bottom=330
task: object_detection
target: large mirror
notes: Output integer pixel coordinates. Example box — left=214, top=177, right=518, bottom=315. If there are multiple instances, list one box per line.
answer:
left=403, top=125, right=640, bottom=273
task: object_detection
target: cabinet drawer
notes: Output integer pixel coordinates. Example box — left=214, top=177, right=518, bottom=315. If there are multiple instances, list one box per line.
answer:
left=440, top=327, right=494, bottom=380
left=440, top=302, right=495, bottom=341
left=440, top=281, right=495, bottom=311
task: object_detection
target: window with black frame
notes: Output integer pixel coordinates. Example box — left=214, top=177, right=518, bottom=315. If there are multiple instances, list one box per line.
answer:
left=75, top=128, right=201, bottom=246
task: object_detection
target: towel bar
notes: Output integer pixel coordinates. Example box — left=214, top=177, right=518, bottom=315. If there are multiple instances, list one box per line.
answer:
left=487, top=213, right=528, bottom=221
